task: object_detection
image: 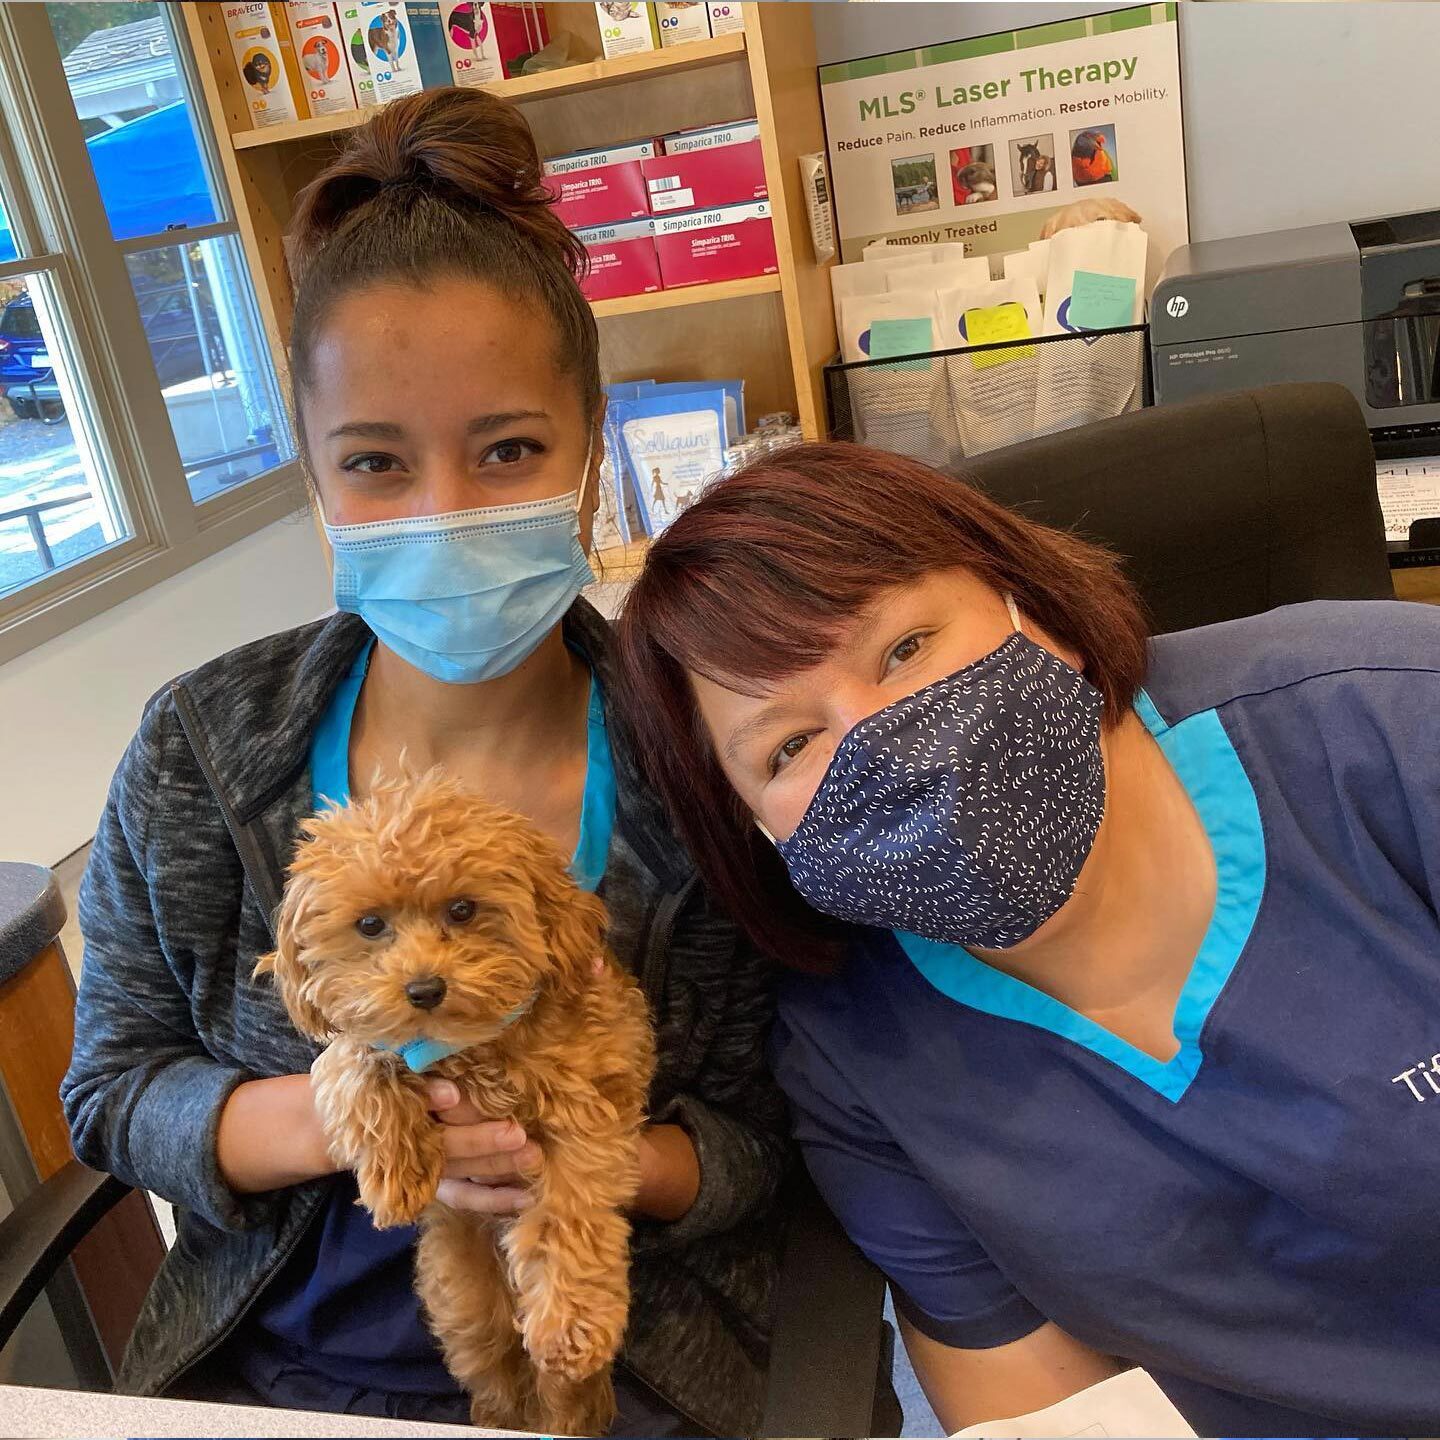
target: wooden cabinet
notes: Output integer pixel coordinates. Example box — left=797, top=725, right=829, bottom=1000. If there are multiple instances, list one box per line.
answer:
left=180, top=3, right=837, bottom=438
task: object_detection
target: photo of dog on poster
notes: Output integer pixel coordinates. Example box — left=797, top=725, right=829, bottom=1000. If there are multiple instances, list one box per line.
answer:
left=949, top=145, right=997, bottom=205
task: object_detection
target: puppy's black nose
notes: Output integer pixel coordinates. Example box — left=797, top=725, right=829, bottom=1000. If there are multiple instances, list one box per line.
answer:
left=404, top=976, right=447, bottom=1010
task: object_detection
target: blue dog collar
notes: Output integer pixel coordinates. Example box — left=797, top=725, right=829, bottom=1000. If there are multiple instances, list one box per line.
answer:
left=384, top=1037, right=466, bottom=1074
left=375, top=992, right=537, bottom=1074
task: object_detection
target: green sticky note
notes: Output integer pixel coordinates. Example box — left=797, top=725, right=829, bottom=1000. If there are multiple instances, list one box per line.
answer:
left=868, top=316, right=933, bottom=371
left=1069, top=270, right=1137, bottom=331
left=966, top=302, right=1034, bottom=369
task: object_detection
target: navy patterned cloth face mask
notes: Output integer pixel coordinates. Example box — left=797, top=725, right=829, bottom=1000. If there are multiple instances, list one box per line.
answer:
left=774, top=597, right=1107, bottom=949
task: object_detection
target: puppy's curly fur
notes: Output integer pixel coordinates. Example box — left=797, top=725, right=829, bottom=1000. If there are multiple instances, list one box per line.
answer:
left=256, top=768, right=656, bottom=1435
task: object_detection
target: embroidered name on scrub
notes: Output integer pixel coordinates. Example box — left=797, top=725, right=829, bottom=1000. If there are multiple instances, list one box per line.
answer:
left=1391, top=1055, right=1440, bottom=1101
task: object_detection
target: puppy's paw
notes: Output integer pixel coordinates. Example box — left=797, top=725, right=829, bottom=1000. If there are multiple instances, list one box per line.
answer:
left=524, top=1308, right=620, bottom=1381
left=356, top=1152, right=442, bottom=1229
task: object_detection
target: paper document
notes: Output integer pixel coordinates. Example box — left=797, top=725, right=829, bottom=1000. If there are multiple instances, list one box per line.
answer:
left=951, top=1368, right=1196, bottom=1439
left=1375, top=457, right=1440, bottom=543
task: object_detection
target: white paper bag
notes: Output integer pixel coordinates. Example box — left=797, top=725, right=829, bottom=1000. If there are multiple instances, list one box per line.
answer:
left=952, top=1368, right=1196, bottom=1440
left=1041, top=220, right=1146, bottom=336
left=1036, top=220, right=1148, bottom=435
left=937, top=278, right=1042, bottom=457
left=839, top=291, right=955, bottom=468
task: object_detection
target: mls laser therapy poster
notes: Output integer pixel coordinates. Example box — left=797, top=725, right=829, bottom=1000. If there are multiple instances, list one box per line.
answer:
left=819, top=3, right=1188, bottom=283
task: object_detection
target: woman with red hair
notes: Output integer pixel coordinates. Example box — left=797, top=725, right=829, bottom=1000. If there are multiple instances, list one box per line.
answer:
left=614, top=441, right=1440, bottom=1436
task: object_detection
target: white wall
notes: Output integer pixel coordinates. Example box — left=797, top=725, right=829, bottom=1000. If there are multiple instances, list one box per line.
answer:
left=812, top=2, right=1440, bottom=243
left=0, top=517, right=330, bottom=867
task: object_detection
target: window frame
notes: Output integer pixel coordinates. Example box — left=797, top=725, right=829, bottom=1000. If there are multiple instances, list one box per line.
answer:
left=0, top=2, right=302, bottom=665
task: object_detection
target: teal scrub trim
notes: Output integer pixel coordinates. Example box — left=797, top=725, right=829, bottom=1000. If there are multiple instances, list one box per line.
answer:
left=894, top=691, right=1266, bottom=1102
left=309, top=638, right=616, bottom=1073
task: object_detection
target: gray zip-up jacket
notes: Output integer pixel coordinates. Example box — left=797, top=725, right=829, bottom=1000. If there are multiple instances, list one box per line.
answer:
left=61, top=600, right=787, bottom=1436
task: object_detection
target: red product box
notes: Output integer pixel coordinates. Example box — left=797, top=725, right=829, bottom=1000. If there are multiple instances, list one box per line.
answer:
left=574, top=217, right=661, bottom=302
left=492, top=1, right=549, bottom=77
left=550, top=159, right=650, bottom=231
left=641, top=138, right=767, bottom=216
left=653, top=200, right=777, bottom=289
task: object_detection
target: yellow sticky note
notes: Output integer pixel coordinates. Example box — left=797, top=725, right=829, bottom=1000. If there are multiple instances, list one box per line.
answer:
left=966, top=303, right=1034, bottom=370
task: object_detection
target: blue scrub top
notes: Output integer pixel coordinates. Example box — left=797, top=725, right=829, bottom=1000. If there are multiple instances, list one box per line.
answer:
left=771, top=601, right=1440, bottom=1435
left=245, top=637, right=616, bottom=1396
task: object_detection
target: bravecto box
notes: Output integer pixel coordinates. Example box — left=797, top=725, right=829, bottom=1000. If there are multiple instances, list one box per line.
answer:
left=549, top=159, right=650, bottom=231
left=224, top=2, right=309, bottom=128
left=575, top=218, right=662, bottom=302
left=356, top=0, right=424, bottom=103
left=338, top=2, right=379, bottom=105
left=652, top=200, right=776, bottom=288
left=436, top=0, right=504, bottom=85
left=285, top=2, right=356, bottom=115
left=543, top=139, right=659, bottom=177
left=642, top=137, right=766, bottom=215
left=660, top=117, right=760, bottom=155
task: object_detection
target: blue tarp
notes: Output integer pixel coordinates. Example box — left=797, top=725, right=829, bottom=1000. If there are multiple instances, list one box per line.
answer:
left=0, top=101, right=214, bottom=262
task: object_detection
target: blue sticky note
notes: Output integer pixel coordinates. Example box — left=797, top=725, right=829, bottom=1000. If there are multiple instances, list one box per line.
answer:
left=868, top=316, right=933, bottom=371
left=1069, top=270, right=1137, bottom=331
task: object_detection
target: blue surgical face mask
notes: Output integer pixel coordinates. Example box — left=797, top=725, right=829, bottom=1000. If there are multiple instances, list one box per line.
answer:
left=322, top=444, right=596, bottom=685
left=772, top=596, right=1107, bottom=950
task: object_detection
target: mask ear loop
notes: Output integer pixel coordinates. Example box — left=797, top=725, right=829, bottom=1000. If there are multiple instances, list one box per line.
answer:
left=1004, top=592, right=1022, bottom=633
left=575, top=434, right=597, bottom=517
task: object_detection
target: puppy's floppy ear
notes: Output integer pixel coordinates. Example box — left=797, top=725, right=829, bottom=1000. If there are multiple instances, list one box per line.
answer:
left=254, top=870, right=333, bottom=1041
left=528, top=851, right=609, bottom=996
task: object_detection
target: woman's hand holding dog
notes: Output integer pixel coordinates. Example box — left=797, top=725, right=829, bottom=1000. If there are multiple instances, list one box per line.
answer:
left=428, top=1079, right=544, bottom=1216
left=427, top=1081, right=700, bottom=1222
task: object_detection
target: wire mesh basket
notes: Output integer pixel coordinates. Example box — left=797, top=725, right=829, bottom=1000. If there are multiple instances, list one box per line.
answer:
left=824, top=325, right=1152, bottom=464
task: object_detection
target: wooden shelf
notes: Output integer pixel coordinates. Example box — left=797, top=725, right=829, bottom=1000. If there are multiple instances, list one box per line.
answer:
left=230, top=33, right=748, bottom=150
left=591, top=273, right=780, bottom=320
left=594, top=539, right=651, bottom=580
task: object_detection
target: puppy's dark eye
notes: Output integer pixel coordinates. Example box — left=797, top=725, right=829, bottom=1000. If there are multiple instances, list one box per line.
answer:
left=447, top=899, right=476, bottom=925
left=356, top=914, right=387, bottom=939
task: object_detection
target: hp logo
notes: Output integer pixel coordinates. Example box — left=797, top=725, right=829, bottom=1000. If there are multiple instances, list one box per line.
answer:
left=1166, top=294, right=1190, bottom=319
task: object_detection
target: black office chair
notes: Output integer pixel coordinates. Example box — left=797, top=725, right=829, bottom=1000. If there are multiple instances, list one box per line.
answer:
left=0, top=863, right=899, bottom=1437
left=966, top=382, right=1394, bottom=634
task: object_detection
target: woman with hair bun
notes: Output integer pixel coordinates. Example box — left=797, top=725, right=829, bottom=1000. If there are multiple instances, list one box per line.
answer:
left=62, top=88, right=787, bottom=1435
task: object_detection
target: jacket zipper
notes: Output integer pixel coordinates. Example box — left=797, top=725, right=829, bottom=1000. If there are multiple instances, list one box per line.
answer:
left=171, top=684, right=284, bottom=932
left=170, top=686, right=712, bottom=1430
left=640, top=873, right=697, bottom=1007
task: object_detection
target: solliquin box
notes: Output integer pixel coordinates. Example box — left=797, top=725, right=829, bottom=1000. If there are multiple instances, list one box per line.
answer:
left=653, top=200, right=776, bottom=288
left=595, top=2, right=659, bottom=58
left=655, top=1, right=708, bottom=46
left=705, top=1, right=743, bottom=35
left=285, top=2, right=356, bottom=115
left=660, top=117, right=760, bottom=155
left=642, top=137, right=766, bottom=214
left=549, top=160, right=650, bottom=231
left=543, top=139, right=658, bottom=177
left=575, top=218, right=661, bottom=302
left=224, top=2, right=309, bottom=128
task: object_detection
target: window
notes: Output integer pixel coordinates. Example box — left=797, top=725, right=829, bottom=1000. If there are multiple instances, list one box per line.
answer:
left=0, top=2, right=297, bottom=657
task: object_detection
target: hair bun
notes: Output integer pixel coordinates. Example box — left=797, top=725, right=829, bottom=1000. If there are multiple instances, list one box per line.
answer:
left=290, top=87, right=579, bottom=279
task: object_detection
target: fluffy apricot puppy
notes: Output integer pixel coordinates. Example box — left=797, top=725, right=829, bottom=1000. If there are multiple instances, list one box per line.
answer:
left=256, top=768, right=655, bottom=1436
